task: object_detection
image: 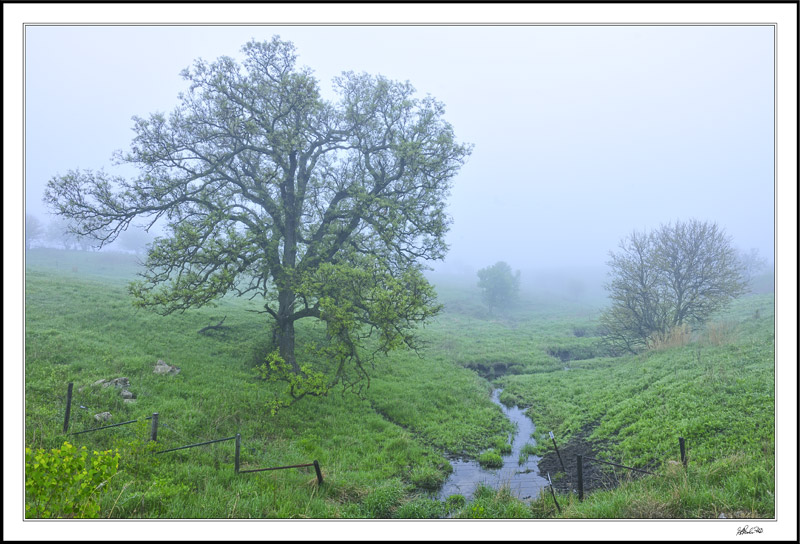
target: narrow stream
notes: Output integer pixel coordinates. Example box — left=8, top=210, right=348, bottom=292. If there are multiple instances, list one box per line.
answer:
left=436, top=388, right=550, bottom=502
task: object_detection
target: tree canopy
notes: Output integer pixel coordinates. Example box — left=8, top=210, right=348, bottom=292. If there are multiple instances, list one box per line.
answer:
left=600, top=219, right=747, bottom=353
left=477, top=261, right=521, bottom=313
left=44, top=37, right=472, bottom=409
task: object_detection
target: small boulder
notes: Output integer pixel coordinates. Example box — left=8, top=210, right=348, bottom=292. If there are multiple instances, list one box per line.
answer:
left=120, top=389, right=135, bottom=399
left=154, top=359, right=181, bottom=375
left=94, top=412, right=112, bottom=422
left=105, top=377, right=131, bottom=389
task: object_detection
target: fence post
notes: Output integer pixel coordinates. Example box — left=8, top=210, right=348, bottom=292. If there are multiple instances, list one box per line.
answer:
left=313, top=460, right=323, bottom=485
left=546, top=473, right=561, bottom=513
left=679, top=437, right=687, bottom=467
left=577, top=455, right=584, bottom=501
left=63, top=383, right=74, bottom=433
left=150, top=413, right=159, bottom=442
left=550, top=431, right=566, bottom=473
left=235, top=434, right=241, bottom=474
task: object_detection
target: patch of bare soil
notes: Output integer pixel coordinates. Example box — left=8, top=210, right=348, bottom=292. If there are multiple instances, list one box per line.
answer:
left=537, top=424, right=645, bottom=495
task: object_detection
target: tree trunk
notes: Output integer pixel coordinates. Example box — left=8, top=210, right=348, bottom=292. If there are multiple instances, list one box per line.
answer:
left=278, top=156, right=300, bottom=374
left=277, top=289, right=300, bottom=374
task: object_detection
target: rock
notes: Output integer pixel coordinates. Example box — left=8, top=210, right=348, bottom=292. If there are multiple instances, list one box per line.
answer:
left=94, top=412, right=112, bottom=422
left=105, top=377, right=131, bottom=389
left=120, top=389, right=135, bottom=399
left=94, top=377, right=130, bottom=388
left=154, top=359, right=181, bottom=375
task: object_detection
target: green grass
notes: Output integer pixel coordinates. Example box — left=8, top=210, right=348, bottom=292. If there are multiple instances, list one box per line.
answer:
left=24, top=250, right=511, bottom=518
left=23, top=249, right=775, bottom=519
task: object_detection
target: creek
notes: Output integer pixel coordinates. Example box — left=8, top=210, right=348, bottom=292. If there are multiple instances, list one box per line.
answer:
left=436, top=388, right=550, bottom=502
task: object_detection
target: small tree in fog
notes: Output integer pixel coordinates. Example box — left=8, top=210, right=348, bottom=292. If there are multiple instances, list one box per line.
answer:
left=737, top=247, right=769, bottom=286
left=115, top=227, right=155, bottom=255
left=477, top=261, right=520, bottom=313
left=46, top=217, right=95, bottom=251
left=600, top=219, right=747, bottom=353
left=25, top=214, right=45, bottom=250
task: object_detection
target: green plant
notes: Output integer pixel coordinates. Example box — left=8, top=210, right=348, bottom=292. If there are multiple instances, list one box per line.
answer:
left=360, top=479, right=406, bottom=518
left=454, top=485, right=533, bottom=519
left=518, top=443, right=537, bottom=465
left=395, top=497, right=445, bottom=519
left=408, top=465, right=446, bottom=490
left=478, top=450, right=504, bottom=469
left=25, top=442, right=120, bottom=518
left=255, top=350, right=329, bottom=415
left=445, top=494, right=466, bottom=511
left=494, top=437, right=512, bottom=455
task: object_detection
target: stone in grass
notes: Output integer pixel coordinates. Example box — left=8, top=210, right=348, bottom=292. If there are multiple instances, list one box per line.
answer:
left=120, top=389, right=135, bottom=399
left=94, top=412, right=112, bottom=422
left=154, top=359, right=181, bottom=376
left=93, top=377, right=131, bottom=389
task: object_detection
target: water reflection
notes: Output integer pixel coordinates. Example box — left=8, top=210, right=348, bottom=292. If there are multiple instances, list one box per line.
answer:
left=436, top=388, right=550, bottom=502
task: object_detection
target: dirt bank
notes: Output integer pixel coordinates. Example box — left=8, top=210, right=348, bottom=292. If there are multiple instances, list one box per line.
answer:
left=537, top=424, right=646, bottom=495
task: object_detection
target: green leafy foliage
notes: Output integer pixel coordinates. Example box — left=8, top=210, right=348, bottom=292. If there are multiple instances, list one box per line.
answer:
left=255, top=350, right=328, bottom=415
left=25, top=442, right=120, bottom=518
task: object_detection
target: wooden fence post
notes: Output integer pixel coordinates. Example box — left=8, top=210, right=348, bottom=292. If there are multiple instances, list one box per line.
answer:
left=150, top=413, right=159, bottom=442
left=235, top=434, right=241, bottom=474
left=679, top=437, right=687, bottom=467
left=63, top=383, right=74, bottom=433
left=577, top=455, right=584, bottom=501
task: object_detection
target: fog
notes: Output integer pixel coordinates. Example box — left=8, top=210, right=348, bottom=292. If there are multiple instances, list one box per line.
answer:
left=8, top=7, right=798, bottom=542
left=23, top=24, right=776, bottom=292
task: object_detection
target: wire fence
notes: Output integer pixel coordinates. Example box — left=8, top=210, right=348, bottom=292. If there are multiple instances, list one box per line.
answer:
left=60, top=382, right=324, bottom=485
left=59, top=382, right=689, bottom=502
left=545, top=431, right=688, bottom=509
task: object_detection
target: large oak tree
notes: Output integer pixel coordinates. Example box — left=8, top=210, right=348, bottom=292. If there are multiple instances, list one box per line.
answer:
left=45, top=37, right=471, bottom=406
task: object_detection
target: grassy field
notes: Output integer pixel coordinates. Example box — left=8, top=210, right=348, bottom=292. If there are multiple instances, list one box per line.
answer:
left=23, top=249, right=775, bottom=520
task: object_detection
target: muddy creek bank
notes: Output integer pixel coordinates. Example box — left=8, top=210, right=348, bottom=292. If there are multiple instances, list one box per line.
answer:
left=537, top=424, right=639, bottom=495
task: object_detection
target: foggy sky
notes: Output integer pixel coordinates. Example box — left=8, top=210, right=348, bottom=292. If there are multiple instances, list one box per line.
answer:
left=7, top=6, right=798, bottom=543
left=23, top=24, right=776, bottom=273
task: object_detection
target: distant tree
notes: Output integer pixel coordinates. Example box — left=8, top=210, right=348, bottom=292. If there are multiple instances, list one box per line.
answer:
left=114, top=227, right=155, bottom=255
left=600, top=219, right=747, bottom=353
left=25, top=214, right=45, bottom=250
left=737, top=247, right=769, bottom=286
left=45, top=218, right=73, bottom=249
left=46, top=217, right=93, bottom=251
left=44, top=37, right=471, bottom=410
left=477, top=261, right=520, bottom=313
